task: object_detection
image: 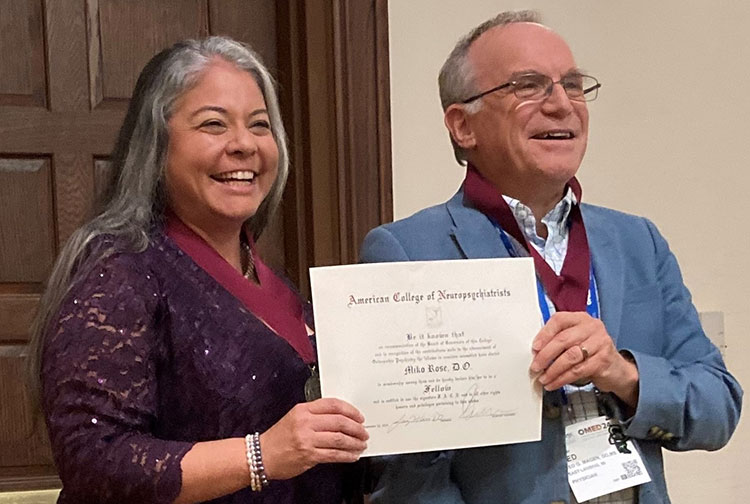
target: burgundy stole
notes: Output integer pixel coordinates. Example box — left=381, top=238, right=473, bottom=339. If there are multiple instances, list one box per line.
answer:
left=463, top=166, right=591, bottom=312
left=165, top=215, right=315, bottom=363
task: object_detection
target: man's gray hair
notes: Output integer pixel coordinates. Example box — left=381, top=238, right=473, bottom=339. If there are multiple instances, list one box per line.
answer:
left=438, top=10, right=542, bottom=165
left=27, top=36, right=288, bottom=406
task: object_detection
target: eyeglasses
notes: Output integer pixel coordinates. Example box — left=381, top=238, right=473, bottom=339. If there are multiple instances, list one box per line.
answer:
left=461, top=72, right=601, bottom=104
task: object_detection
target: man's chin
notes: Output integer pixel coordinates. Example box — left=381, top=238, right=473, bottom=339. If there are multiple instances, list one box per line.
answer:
left=531, top=162, right=581, bottom=185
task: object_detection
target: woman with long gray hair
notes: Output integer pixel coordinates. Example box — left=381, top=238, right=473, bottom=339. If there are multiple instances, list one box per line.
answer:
left=28, top=37, right=368, bottom=503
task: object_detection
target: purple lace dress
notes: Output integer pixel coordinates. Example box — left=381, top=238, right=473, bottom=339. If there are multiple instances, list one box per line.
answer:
left=41, top=229, right=346, bottom=503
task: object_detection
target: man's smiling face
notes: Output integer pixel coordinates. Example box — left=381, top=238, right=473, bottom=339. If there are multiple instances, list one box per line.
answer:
left=465, top=22, right=589, bottom=191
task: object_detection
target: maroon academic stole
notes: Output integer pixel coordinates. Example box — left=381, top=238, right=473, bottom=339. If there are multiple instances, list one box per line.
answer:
left=463, top=166, right=591, bottom=312
left=166, top=215, right=315, bottom=363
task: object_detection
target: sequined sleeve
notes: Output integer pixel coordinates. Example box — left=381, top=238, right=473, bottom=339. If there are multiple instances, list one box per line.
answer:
left=41, top=249, right=195, bottom=503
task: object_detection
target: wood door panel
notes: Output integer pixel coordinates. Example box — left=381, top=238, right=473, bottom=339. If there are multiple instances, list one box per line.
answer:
left=0, top=0, right=46, bottom=107
left=209, top=0, right=277, bottom=71
left=53, top=152, right=96, bottom=245
left=90, top=0, right=209, bottom=109
left=0, top=158, right=55, bottom=283
left=0, top=108, right=125, bottom=155
left=0, top=295, right=38, bottom=343
left=45, top=0, right=89, bottom=112
left=0, top=351, right=54, bottom=468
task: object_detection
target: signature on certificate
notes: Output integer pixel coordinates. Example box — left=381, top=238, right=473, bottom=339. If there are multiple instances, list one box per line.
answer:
left=458, top=383, right=517, bottom=420
left=387, top=411, right=452, bottom=433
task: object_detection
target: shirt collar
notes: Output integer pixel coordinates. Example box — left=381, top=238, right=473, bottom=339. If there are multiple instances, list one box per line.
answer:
left=502, top=186, right=577, bottom=248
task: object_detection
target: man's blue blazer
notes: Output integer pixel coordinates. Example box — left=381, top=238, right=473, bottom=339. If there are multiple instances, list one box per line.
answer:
left=360, top=190, right=742, bottom=504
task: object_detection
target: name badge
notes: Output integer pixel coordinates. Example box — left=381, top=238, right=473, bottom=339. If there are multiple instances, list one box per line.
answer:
left=565, top=415, right=651, bottom=502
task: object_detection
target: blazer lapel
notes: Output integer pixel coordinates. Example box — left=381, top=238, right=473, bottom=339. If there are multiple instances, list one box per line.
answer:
left=445, top=194, right=624, bottom=343
left=581, top=205, right=625, bottom=345
left=446, top=189, right=510, bottom=260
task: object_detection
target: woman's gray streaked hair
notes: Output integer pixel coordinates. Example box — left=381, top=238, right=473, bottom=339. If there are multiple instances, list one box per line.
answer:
left=26, top=36, right=289, bottom=406
left=438, top=10, right=542, bottom=165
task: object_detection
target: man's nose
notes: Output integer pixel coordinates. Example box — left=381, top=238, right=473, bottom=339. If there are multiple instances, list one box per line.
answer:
left=541, top=81, right=575, bottom=114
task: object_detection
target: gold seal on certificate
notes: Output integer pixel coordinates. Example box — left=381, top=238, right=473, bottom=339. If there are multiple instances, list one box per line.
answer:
left=310, top=258, right=543, bottom=457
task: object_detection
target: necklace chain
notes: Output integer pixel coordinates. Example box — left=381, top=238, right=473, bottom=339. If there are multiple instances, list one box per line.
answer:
left=241, top=241, right=257, bottom=282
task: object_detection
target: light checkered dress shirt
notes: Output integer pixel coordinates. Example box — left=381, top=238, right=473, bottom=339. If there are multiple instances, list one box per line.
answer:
left=502, top=191, right=637, bottom=504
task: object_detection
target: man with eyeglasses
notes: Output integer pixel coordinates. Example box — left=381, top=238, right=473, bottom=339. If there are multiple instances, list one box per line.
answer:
left=360, top=10, right=741, bottom=504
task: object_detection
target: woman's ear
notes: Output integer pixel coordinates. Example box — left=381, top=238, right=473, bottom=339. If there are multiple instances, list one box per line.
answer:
left=444, top=104, right=477, bottom=150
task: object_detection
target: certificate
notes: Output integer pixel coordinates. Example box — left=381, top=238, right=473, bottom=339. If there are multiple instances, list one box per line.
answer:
left=310, top=258, right=543, bottom=457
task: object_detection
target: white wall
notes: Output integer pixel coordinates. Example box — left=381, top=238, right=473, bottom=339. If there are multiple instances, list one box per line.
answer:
left=389, top=1, right=749, bottom=501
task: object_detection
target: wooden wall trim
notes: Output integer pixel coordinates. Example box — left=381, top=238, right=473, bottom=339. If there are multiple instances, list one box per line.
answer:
left=0, top=470, right=60, bottom=493
left=374, top=0, right=393, bottom=225
left=277, top=0, right=393, bottom=294
left=331, top=0, right=393, bottom=264
left=276, top=0, right=315, bottom=294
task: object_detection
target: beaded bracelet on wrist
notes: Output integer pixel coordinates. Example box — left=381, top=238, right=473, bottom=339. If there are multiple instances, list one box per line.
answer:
left=244, top=432, right=269, bottom=492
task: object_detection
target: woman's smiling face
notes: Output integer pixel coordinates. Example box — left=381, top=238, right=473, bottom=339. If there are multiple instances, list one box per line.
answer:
left=164, top=58, right=279, bottom=234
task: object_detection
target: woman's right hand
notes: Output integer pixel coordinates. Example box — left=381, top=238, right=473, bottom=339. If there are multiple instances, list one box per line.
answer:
left=259, top=398, right=369, bottom=480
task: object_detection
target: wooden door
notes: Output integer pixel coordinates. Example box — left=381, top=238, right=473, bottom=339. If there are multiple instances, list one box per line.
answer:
left=0, top=0, right=282, bottom=490
left=0, top=0, right=392, bottom=493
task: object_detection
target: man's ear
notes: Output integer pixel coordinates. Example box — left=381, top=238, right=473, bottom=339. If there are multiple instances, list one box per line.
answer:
left=444, top=104, right=477, bottom=150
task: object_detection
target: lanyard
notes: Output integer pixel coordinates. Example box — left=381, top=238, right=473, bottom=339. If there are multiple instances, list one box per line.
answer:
left=494, top=221, right=601, bottom=410
left=494, top=221, right=600, bottom=322
left=464, top=167, right=591, bottom=312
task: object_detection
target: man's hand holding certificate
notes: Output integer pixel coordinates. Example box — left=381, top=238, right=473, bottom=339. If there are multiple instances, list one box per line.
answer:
left=310, top=258, right=543, bottom=457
